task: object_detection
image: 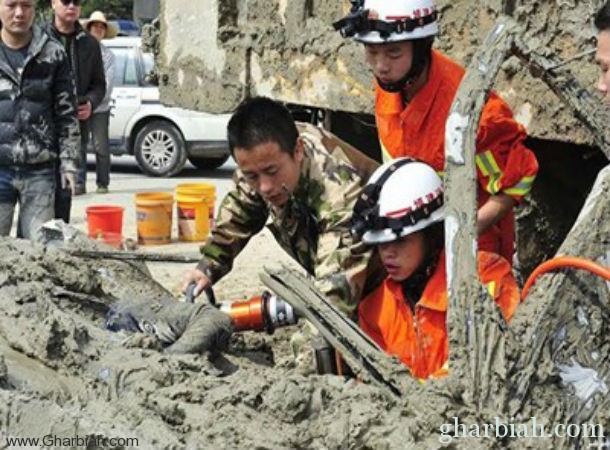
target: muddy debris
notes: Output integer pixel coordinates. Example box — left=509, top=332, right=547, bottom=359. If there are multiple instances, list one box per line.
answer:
left=1, top=144, right=610, bottom=450
left=0, top=235, right=471, bottom=449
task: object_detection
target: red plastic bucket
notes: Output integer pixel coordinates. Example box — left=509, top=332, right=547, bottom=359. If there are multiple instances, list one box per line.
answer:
left=86, top=205, right=124, bottom=237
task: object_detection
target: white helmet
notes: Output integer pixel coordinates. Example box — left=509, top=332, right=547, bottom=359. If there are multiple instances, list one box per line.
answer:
left=334, top=0, right=438, bottom=44
left=351, top=158, right=444, bottom=245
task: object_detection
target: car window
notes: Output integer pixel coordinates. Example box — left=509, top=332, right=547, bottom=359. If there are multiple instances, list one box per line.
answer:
left=111, top=20, right=140, bottom=36
left=123, top=21, right=139, bottom=31
left=142, top=52, right=155, bottom=86
left=111, top=47, right=139, bottom=86
left=143, top=53, right=154, bottom=74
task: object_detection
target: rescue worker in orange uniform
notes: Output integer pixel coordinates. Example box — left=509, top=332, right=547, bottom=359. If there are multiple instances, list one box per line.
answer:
left=334, top=0, right=539, bottom=261
left=352, top=158, right=521, bottom=379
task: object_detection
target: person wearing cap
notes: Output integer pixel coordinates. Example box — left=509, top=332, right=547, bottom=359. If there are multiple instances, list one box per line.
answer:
left=84, top=11, right=116, bottom=194
left=44, top=0, right=105, bottom=216
left=353, top=158, right=521, bottom=379
left=334, top=0, right=539, bottom=263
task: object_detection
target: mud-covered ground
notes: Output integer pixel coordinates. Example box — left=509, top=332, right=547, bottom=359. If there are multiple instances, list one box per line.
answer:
left=0, top=233, right=483, bottom=450
left=0, top=166, right=608, bottom=450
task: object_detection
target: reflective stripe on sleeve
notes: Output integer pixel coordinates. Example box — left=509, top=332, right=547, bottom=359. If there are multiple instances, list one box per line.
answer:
left=475, top=151, right=501, bottom=177
left=503, top=175, right=536, bottom=197
left=487, top=173, right=502, bottom=195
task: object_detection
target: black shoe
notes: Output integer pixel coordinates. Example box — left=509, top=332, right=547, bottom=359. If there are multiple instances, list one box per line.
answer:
left=74, top=185, right=86, bottom=196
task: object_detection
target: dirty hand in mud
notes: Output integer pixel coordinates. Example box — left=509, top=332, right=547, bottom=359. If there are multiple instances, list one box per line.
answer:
left=181, top=268, right=211, bottom=300
left=106, top=300, right=234, bottom=355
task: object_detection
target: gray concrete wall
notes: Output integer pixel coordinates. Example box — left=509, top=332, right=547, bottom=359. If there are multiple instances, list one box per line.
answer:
left=157, top=0, right=607, bottom=145
left=134, top=0, right=160, bottom=22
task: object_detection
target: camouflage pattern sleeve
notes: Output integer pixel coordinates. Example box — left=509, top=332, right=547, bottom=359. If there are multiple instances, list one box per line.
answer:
left=197, top=171, right=269, bottom=282
left=313, top=210, right=373, bottom=316
left=300, top=124, right=377, bottom=315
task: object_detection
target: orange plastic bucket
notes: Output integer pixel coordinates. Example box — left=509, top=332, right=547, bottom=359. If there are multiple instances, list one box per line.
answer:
left=135, top=192, right=173, bottom=245
left=176, top=194, right=210, bottom=242
left=176, top=183, right=216, bottom=228
left=86, top=205, right=124, bottom=237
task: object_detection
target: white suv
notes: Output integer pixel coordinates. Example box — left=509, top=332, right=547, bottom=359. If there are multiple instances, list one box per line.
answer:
left=103, top=37, right=231, bottom=177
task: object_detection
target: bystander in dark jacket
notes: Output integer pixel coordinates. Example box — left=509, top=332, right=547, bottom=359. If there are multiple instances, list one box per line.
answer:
left=0, top=24, right=80, bottom=238
left=44, top=9, right=105, bottom=220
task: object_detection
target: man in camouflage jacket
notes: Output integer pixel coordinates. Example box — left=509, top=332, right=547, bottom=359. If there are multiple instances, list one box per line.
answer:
left=0, top=0, right=79, bottom=239
left=183, top=97, right=379, bottom=315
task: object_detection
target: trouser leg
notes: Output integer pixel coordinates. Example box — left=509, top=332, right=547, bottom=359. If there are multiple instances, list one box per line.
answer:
left=77, top=120, right=90, bottom=188
left=91, top=112, right=110, bottom=188
left=17, top=166, right=55, bottom=239
left=54, top=168, right=71, bottom=223
left=105, top=299, right=233, bottom=355
left=0, top=166, right=17, bottom=236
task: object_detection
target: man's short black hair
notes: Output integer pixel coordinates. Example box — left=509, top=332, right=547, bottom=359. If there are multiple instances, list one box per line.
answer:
left=227, top=96, right=299, bottom=157
left=595, top=1, right=610, bottom=31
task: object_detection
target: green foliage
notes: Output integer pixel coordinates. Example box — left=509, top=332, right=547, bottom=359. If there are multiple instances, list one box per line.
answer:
left=35, top=0, right=133, bottom=21
left=81, top=0, right=133, bottom=19
left=35, top=0, right=52, bottom=24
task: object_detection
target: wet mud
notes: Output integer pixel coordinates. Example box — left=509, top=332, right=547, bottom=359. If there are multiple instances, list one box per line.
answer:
left=1, top=166, right=608, bottom=450
left=0, top=236, right=478, bottom=449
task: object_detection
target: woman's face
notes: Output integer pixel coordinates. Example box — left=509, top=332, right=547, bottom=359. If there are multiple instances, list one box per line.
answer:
left=378, top=231, right=426, bottom=282
left=89, top=21, right=106, bottom=42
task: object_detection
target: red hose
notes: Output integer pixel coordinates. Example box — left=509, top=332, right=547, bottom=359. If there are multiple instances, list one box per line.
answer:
left=522, top=256, right=610, bottom=300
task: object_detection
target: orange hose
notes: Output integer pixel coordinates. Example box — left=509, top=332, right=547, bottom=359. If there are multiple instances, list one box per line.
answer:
left=522, top=256, right=610, bottom=300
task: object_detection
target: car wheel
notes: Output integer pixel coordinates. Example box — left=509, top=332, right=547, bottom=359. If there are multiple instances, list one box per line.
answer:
left=134, top=121, right=187, bottom=177
left=188, top=155, right=230, bottom=170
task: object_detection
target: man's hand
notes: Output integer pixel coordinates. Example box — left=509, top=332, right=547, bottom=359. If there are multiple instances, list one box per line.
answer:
left=60, top=171, right=76, bottom=195
left=182, top=268, right=212, bottom=300
left=476, top=194, right=516, bottom=235
left=77, top=100, right=92, bottom=121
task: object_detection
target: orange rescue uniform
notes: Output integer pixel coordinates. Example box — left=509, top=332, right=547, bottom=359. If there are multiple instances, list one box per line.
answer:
left=358, top=250, right=520, bottom=380
left=374, top=50, right=538, bottom=260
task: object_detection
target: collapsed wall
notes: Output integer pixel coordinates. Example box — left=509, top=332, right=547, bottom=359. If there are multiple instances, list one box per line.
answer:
left=155, top=0, right=609, bottom=276
left=157, top=0, right=603, bottom=145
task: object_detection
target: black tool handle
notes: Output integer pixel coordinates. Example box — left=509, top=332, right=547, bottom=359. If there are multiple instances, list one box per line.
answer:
left=185, top=282, right=197, bottom=303
left=185, top=282, right=217, bottom=307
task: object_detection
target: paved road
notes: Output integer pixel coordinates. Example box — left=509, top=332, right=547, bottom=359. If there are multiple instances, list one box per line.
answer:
left=11, top=154, right=290, bottom=298
left=71, top=155, right=237, bottom=249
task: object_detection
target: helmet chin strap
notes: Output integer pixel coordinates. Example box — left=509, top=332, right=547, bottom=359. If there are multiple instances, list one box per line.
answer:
left=376, top=71, right=418, bottom=93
